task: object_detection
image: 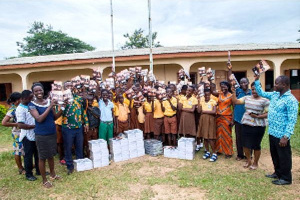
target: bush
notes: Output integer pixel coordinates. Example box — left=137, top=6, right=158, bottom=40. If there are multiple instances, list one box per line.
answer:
left=0, top=104, right=8, bottom=122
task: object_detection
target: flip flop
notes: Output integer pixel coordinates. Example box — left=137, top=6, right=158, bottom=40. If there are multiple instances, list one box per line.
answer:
left=50, top=175, right=62, bottom=181
left=243, top=162, right=251, bottom=168
left=249, top=165, right=258, bottom=170
left=43, top=181, right=53, bottom=188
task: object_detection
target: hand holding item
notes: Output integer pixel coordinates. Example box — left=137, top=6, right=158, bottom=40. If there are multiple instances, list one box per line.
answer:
left=249, top=113, right=258, bottom=118
left=227, top=63, right=232, bottom=70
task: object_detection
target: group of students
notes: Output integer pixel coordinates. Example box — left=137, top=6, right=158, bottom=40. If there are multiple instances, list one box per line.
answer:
left=2, top=62, right=298, bottom=188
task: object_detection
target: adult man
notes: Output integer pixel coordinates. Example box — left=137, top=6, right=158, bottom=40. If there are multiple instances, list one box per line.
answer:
left=255, top=75, right=298, bottom=185
left=228, top=64, right=252, bottom=160
left=62, top=86, right=89, bottom=175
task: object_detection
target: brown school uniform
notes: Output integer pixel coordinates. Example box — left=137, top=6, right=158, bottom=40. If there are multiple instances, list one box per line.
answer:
left=143, top=101, right=154, bottom=133
left=153, top=99, right=164, bottom=136
left=178, top=96, right=198, bottom=136
left=116, top=103, right=130, bottom=134
left=162, top=97, right=177, bottom=134
left=197, top=98, right=217, bottom=139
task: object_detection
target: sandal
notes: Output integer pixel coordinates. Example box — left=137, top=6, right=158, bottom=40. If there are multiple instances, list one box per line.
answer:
left=43, top=181, right=53, bottom=188
left=243, top=162, right=252, bottom=168
left=203, top=152, right=211, bottom=160
left=19, top=168, right=25, bottom=175
left=209, top=154, right=218, bottom=162
left=50, top=175, right=62, bottom=181
left=249, top=165, right=258, bottom=170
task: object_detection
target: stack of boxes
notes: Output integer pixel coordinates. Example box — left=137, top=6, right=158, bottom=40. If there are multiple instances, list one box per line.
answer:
left=109, top=138, right=130, bottom=162
left=88, top=139, right=110, bottom=168
left=163, top=146, right=179, bottom=159
left=74, top=158, right=93, bottom=172
left=110, top=129, right=145, bottom=163
left=144, top=139, right=163, bottom=156
left=124, top=129, right=145, bottom=158
left=177, top=137, right=196, bottom=160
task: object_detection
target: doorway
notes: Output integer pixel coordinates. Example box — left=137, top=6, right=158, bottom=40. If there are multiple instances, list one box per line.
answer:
left=232, top=71, right=247, bottom=84
left=265, top=70, right=274, bottom=91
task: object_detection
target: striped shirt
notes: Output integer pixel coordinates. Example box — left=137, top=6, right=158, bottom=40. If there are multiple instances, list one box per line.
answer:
left=239, top=96, right=269, bottom=127
left=16, top=104, right=35, bottom=141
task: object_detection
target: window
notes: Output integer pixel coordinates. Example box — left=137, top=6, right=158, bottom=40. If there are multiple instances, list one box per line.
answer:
left=0, top=83, right=12, bottom=102
left=290, top=69, right=300, bottom=89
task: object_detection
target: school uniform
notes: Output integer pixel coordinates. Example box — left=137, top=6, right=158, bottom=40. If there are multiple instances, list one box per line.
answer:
left=178, top=96, right=198, bottom=136
left=162, top=97, right=177, bottom=134
left=98, top=99, right=114, bottom=142
left=116, top=103, right=130, bottom=134
left=153, top=99, right=164, bottom=136
left=197, top=98, right=217, bottom=139
left=143, top=101, right=154, bottom=133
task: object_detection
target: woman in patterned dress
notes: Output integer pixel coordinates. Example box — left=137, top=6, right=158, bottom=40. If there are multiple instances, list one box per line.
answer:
left=1, top=92, right=25, bottom=174
left=211, top=81, right=234, bottom=158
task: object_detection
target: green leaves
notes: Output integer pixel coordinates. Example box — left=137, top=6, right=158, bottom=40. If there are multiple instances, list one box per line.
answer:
left=16, top=21, right=95, bottom=57
left=121, top=28, right=162, bottom=50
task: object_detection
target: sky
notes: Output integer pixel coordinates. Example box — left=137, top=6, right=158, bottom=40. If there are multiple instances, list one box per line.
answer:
left=0, top=0, right=299, bottom=60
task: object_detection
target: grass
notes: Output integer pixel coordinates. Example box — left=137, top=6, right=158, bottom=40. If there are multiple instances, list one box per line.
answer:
left=0, top=117, right=299, bottom=199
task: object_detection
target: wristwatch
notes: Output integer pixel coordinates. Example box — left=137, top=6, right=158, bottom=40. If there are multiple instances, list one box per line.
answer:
left=283, top=135, right=289, bottom=140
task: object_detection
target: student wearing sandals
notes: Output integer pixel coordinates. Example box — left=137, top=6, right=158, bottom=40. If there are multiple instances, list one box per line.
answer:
left=2, top=92, right=25, bottom=174
left=198, top=89, right=218, bottom=162
left=29, top=83, right=64, bottom=188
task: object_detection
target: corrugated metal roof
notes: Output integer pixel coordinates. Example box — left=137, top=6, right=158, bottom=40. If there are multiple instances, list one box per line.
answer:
left=1, top=43, right=299, bottom=66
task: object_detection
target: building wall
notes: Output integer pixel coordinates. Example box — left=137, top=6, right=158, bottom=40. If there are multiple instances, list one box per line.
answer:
left=0, top=73, right=22, bottom=92
left=27, top=68, right=93, bottom=87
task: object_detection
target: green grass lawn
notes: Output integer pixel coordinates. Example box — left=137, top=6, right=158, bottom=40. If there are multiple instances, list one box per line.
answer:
left=0, top=117, right=299, bottom=199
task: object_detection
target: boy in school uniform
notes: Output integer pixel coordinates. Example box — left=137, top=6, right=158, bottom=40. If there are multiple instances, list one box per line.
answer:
left=115, top=94, right=130, bottom=135
left=152, top=92, right=165, bottom=141
left=16, top=90, right=40, bottom=181
left=162, top=87, right=178, bottom=146
left=98, top=89, right=114, bottom=142
left=84, top=95, right=100, bottom=158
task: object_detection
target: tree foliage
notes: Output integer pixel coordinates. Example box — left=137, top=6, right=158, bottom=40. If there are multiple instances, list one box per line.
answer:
left=121, top=28, right=162, bottom=50
left=16, top=21, right=95, bottom=57
left=297, top=29, right=300, bottom=43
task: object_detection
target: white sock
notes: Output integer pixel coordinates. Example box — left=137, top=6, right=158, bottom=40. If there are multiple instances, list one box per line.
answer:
left=199, top=143, right=203, bottom=147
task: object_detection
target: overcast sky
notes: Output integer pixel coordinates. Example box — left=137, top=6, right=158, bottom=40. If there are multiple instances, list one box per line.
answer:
left=0, top=0, right=299, bottom=60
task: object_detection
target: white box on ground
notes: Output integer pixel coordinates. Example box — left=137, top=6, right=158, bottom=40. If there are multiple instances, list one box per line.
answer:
left=74, top=158, right=93, bottom=172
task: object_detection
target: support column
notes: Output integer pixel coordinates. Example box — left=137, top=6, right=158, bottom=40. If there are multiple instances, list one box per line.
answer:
left=271, top=58, right=286, bottom=81
left=18, top=72, right=29, bottom=90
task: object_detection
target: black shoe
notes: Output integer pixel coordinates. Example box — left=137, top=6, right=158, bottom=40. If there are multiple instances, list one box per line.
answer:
left=26, top=176, right=37, bottom=181
left=67, top=169, right=74, bottom=175
left=265, top=173, right=278, bottom=179
left=272, top=179, right=291, bottom=185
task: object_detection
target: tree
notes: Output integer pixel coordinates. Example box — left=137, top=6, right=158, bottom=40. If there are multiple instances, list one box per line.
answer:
left=16, top=21, right=95, bottom=57
left=297, top=29, right=300, bottom=43
left=121, top=28, right=162, bottom=50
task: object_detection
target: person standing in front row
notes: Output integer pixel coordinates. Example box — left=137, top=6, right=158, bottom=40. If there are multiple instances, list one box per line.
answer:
left=227, top=64, right=252, bottom=161
left=211, top=81, right=234, bottom=158
left=98, top=89, right=114, bottom=143
left=255, top=75, right=298, bottom=185
left=29, top=83, right=63, bottom=188
left=198, top=89, right=218, bottom=162
left=62, top=89, right=89, bottom=175
left=16, top=90, right=40, bottom=181
left=162, top=87, right=178, bottom=146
